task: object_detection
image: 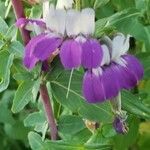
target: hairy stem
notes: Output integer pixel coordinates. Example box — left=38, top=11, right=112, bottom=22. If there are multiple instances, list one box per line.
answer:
left=40, top=83, right=58, bottom=140
left=11, top=0, right=30, bottom=45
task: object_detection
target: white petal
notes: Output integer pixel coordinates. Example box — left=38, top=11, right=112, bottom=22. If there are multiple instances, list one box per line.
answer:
left=56, top=0, right=74, bottom=9
left=45, top=5, right=66, bottom=35
left=112, top=33, right=130, bottom=60
left=80, top=8, right=95, bottom=35
left=55, top=9, right=66, bottom=35
left=101, top=44, right=111, bottom=66
left=43, top=1, right=50, bottom=20
left=33, top=23, right=43, bottom=35
left=66, top=9, right=81, bottom=36
left=122, top=34, right=130, bottom=54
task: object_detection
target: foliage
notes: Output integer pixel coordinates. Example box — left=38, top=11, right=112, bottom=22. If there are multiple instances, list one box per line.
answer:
left=0, top=0, right=150, bottom=150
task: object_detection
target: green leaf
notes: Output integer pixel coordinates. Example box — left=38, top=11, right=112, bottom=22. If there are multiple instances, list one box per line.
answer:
left=4, top=121, right=30, bottom=141
left=122, top=91, right=150, bottom=119
left=58, top=115, right=85, bottom=136
left=95, top=8, right=140, bottom=37
left=28, top=132, right=44, bottom=150
left=112, top=0, right=135, bottom=10
left=50, top=63, right=113, bottom=122
left=0, top=50, right=14, bottom=92
left=9, top=40, right=24, bottom=57
left=51, top=70, right=85, bottom=112
left=24, top=111, right=46, bottom=127
left=94, top=0, right=110, bottom=9
left=0, top=101, right=15, bottom=124
left=85, top=128, right=112, bottom=149
left=11, top=80, right=40, bottom=113
left=0, top=16, right=8, bottom=35
left=78, top=102, right=113, bottom=122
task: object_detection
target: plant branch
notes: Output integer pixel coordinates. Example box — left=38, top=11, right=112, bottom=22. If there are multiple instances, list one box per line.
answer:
left=40, top=83, right=58, bottom=140
left=11, top=0, right=30, bottom=45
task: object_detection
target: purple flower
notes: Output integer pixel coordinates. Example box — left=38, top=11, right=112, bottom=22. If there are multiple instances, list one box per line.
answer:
left=16, top=18, right=46, bottom=29
left=82, top=34, right=144, bottom=103
left=19, top=5, right=66, bottom=70
left=82, top=66, right=120, bottom=103
left=24, top=34, right=62, bottom=70
left=59, top=8, right=103, bottom=70
left=113, top=117, right=128, bottom=134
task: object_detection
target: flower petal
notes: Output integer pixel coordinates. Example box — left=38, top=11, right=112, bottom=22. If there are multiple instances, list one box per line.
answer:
left=60, top=39, right=82, bottom=69
left=56, top=0, right=74, bottom=9
left=66, top=9, right=81, bottom=36
left=123, top=54, right=144, bottom=81
left=101, top=44, right=111, bottom=66
left=46, top=5, right=66, bottom=35
left=16, top=18, right=46, bottom=29
left=80, top=8, right=95, bottom=35
left=81, top=39, right=103, bottom=69
left=23, top=34, right=46, bottom=69
left=33, top=36, right=62, bottom=61
left=112, top=33, right=130, bottom=60
left=113, top=62, right=138, bottom=89
left=82, top=68, right=106, bottom=103
left=101, top=65, right=120, bottom=99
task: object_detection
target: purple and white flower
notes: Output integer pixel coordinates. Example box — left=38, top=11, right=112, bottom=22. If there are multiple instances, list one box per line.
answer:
left=17, top=3, right=66, bottom=70
left=60, top=8, right=103, bottom=69
left=83, top=33, right=144, bottom=103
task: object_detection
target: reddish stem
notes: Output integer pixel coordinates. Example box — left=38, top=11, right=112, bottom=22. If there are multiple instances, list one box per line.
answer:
left=40, top=83, right=58, bottom=140
left=11, top=0, right=58, bottom=140
left=11, top=0, right=30, bottom=45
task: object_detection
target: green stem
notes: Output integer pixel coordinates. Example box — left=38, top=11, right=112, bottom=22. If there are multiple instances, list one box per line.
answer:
left=75, top=0, right=81, bottom=10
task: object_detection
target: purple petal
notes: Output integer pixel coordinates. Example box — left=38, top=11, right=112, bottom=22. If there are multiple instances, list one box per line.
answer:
left=33, top=36, right=62, bottom=61
left=23, top=34, right=46, bottom=69
left=112, top=62, right=138, bottom=89
left=81, top=38, right=103, bottom=69
left=60, top=39, right=82, bottom=69
left=122, top=54, right=144, bottom=81
left=16, top=18, right=46, bottom=28
left=101, top=65, right=120, bottom=99
left=82, top=68, right=106, bottom=103
left=16, top=18, right=28, bottom=28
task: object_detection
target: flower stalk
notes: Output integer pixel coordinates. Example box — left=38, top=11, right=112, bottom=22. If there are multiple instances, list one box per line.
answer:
left=11, top=0, right=30, bottom=45
left=12, top=0, right=58, bottom=140
left=40, top=82, right=58, bottom=140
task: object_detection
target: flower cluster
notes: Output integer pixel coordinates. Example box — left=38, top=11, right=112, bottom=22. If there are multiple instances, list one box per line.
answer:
left=16, top=0, right=143, bottom=104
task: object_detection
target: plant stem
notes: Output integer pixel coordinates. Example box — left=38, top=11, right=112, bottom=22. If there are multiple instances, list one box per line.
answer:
left=40, top=83, right=58, bottom=140
left=11, top=0, right=58, bottom=140
left=11, top=0, right=30, bottom=45
left=75, top=0, right=81, bottom=10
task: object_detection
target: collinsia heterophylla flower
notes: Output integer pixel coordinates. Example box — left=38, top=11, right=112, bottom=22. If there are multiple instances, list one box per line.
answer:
left=83, top=33, right=144, bottom=103
left=16, top=0, right=144, bottom=104
left=60, top=8, right=103, bottom=69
